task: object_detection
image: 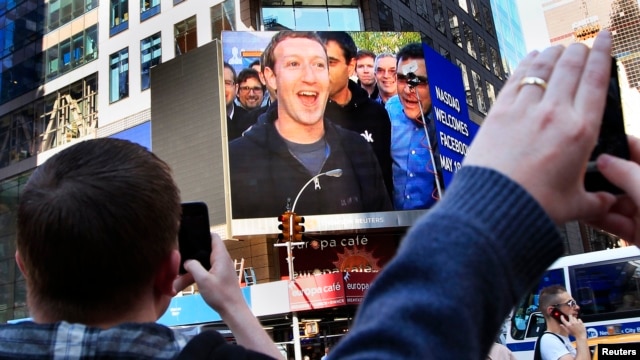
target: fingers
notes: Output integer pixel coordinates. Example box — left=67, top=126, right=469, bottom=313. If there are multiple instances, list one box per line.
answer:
left=592, top=146, right=640, bottom=241
left=598, top=153, right=640, bottom=204
left=542, top=44, right=589, bottom=104
left=588, top=212, right=636, bottom=242
left=516, top=46, right=564, bottom=101
left=491, top=50, right=539, bottom=106
left=210, top=232, right=226, bottom=260
left=629, top=136, right=640, bottom=163
left=574, top=31, right=613, bottom=117
left=173, top=272, right=195, bottom=293
left=570, top=190, right=616, bottom=223
left=184, top=259, right=208, bottom=283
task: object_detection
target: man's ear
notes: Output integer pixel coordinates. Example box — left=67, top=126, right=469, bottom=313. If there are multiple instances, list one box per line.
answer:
left=154, top=249, right=180, bottom=298
left=15, top=251, right=27, bottom=277
left=347, top=57, right=356, bottom=77
left=264, top=66, right=277, bottom=93
left=546, top=306, right=554, bottom=316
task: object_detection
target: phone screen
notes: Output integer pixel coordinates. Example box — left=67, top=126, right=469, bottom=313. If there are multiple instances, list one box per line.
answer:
left=584, top=57, right=630, bottom=194
left=178, top=202, right=212, bottom=274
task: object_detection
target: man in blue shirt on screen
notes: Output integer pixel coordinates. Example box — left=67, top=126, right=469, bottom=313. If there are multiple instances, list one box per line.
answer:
left=386, top=43, right=442, bottom=210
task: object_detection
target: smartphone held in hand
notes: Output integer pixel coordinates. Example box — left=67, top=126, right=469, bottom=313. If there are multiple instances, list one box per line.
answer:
left=584, top=57, right=631, bottom=194
left=550, top=307, right=569, bottom=323
left=178, top=202, right=212, bottom=274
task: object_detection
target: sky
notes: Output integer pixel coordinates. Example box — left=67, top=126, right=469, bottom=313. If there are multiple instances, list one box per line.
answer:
left=515, top=0, right=551, bottom=53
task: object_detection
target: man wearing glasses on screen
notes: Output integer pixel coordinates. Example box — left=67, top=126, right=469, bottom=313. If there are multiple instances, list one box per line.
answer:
left=224, top=62, right=251, bottom=141
left=235, top=68, right=265, bottom=111
left=535, top=285, right=588, bottom=360
left=385, top=42, right=442, bottom=210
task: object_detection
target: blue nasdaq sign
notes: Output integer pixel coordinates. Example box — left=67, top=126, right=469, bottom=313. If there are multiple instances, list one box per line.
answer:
left=422, top=44, right=479, bottom=188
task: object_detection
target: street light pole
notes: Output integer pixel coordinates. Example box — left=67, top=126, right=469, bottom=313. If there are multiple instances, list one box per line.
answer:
left=274, top=169, right=342, bottom=360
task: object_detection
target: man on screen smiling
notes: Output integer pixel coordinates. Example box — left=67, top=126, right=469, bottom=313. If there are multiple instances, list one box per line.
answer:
left=228, top=31, right=391, bottom=219
left=374, top=53, right=398, bottom=105
left=386, top=43, right=442, bottom=210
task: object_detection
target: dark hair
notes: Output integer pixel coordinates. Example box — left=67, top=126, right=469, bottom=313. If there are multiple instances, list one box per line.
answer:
left=236, top=68, right=263, bottom=88
left=223, top=62, right=237, bottom=82
left=396, top=42, right=425, bottom=65
left=17, top=138, right=181, bottom=322
left=249, top=59, right=261, bottom=69
left=262, top=30, right=325, bottom=74
left=538, top=284, right=568, bottom=318
left=317, top=31, right=357, bottom=63
left=356, top=49, right=376, bottom=62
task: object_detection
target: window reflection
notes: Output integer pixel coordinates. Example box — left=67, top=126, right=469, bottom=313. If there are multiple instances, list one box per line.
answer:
left=175, top=16, right=198, bottom=55
left=110, top=48, right=129, bottom=103
left=45, top=25, right=98, bottom=82
left=262, top=2, right=361, bottom=31
left=141, top=33, right=161, bottom=90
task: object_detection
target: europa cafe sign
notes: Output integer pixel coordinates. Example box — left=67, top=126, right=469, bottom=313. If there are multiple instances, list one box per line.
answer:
left=280, top=232, right=401, bottom=311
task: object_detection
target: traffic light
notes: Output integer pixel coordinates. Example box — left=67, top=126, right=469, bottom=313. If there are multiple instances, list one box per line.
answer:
left=278, top=211, right=292, bottom=241
left=303, top=321, right=318, bottom=337
left=292, top=213, right=305, bottom=241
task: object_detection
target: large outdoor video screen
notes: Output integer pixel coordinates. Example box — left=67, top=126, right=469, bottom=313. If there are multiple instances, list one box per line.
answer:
left=222, top=31, right=478, bottom=236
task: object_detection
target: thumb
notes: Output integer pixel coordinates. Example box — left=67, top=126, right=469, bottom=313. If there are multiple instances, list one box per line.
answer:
left=184, top=259, right=208, bottom=283
left=597, top=154, right=640, bottom=200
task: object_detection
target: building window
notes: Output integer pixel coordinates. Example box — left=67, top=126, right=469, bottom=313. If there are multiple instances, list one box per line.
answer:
left=377, top=1, right=394, bottom=31
left=0, top=74, right=98, bottom=165
left=486, top=81, right=496, bottom=107
left=456, top=59, right=473, bottom=107
left=421, top=33, right=434, bottom=48
left=141, top=33, right=161, bottom=91
left=141, top=0, right=160, bottom=21
left=458, top=0, right=468, bottom=13
left=483, top=5, right=495, bottom=37
left=400, top=0, right=409, bottom=7
left=449, top=11, right=462, bottom=48
left=432, top=0, right=445, bottom=34
left=471, top=70, right=486, bottom=114
left=439, top=46, right=450, bottom=61
left=60, top=0, right=73, bottom=24
left=110, top=48, right=129, bottom=103
left=262, top=0, right=361, bottom=31
left=85, top=26, right=99, bottom=61
left=59, top=38, right=72, bottom=73
left=463, top=22, right=476, bottom=59
left=0, top=170, right=30, bottom=319
left=175, top=16, right=197, bottom=55
left=41, top=75, right=99, bottom=151
left=48, top=0, right=61, bottom=30
left=490, top=46, right=502, bottom=80
left=470, top=0, right=481, bottom=24
left=1, top=1, right=46, bottom=105
left=478, top=35, right=489, bottom=70
left=417, top=0, right=428, bottom=21
left=110, top=0, right=129, bottom=36
left=400, top=16, right=413, bottom=31
left=46, top=47, right=60, bottom=80
left=45, top=25, right=98, bottom=82
left=47, top=0, right=98, bottom=32
left=211, top=0, right=235, bottom=40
